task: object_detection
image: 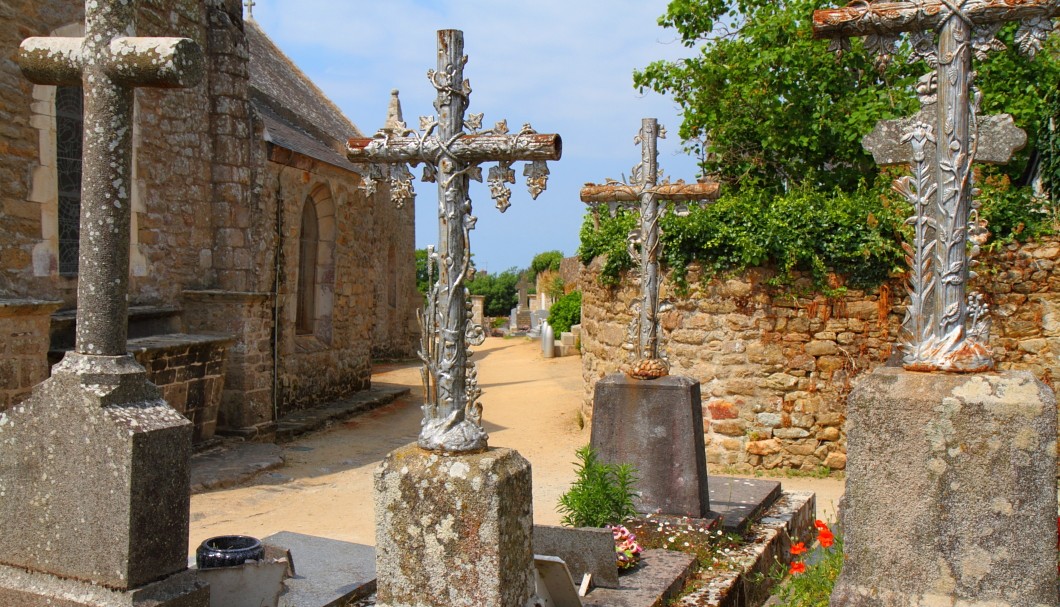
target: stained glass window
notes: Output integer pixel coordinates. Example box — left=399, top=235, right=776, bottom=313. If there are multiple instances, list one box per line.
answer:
left=55, top=86, right=83, bottom=276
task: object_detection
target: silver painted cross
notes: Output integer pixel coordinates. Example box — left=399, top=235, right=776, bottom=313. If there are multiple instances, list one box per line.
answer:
left=580, top=118, right=720, bottom=379
left=814, top=0, right=1058, bottom=372
left=347, top=30, right=561, bottom=453
left=18, top=0, right=203, bottom=358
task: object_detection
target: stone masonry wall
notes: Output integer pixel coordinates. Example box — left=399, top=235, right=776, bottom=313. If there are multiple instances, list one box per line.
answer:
left=128, top=333, right=234, bottom=443
left=266, top=155, right=375, bottom=415
left=581, top=236, right=1060, bottom=473
left=0, top=299, right=60, bottom=410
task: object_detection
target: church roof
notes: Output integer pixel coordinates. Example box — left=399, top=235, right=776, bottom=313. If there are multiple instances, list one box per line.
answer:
left=246, top=20, right=364, bottom=171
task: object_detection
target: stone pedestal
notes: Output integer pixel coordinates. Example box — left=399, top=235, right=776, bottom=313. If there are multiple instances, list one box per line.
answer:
left=374, top=444, right=535, bottom=607
left=0, top=353, right=207, bottom=606
left=590, top=373, right=709, bottom=518
left=832, top=368, right=1057, bottom=607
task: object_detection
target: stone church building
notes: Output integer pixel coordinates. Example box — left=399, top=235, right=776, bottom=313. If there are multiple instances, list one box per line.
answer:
left=0, top=0, right=418, bottom=440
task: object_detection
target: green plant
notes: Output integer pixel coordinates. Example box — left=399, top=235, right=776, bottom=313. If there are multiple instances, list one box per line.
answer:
left=557, top=445, right=638, bottom=528
left=548, top=290, right=582, bottom=335
left=772, top=520, right=843, bottom=607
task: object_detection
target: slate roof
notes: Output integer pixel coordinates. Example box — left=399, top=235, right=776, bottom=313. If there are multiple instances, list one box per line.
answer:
left=246, top=20, right=365, bottom=171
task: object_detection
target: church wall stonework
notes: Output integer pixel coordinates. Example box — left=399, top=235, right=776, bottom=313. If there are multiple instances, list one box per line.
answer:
left=0, top=1, right=417, bottom=427
left=581, top=236, right=1060, bottom=473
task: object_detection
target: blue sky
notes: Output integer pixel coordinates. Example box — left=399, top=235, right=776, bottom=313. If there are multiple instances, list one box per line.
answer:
left=250, top=1, right=703, bottom=273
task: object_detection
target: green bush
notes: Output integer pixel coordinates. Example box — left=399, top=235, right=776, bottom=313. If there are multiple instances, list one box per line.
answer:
left=548, top=290, right=582, bottom=335
left=530, top=250, right=564, bottom=278
left=467, top=267, right=521, bottom=317
left=557, top=445, right=638, bottom=528
left=580, top=183, right=909, bottom=293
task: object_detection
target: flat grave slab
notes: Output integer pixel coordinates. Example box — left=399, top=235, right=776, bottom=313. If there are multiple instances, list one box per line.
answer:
left=262, top=532, right=375, bottom=607
left=580, top=549, right=696, bottom=607
left=708, top=476, right=782, bottom=532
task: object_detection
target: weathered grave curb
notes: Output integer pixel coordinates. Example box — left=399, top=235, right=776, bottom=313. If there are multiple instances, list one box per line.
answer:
left=674, top=490, right=816, bottom=607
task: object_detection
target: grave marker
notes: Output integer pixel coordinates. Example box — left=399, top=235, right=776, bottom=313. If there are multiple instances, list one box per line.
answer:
left=581, top=119, right=720, bottom=519
left=580, top=118, right=719, bottom=379
left=0, top=1, right=207, bottom=605
left=347, top=30, right=561, bottom=607
left=813, top=3, right=1059, bottom=605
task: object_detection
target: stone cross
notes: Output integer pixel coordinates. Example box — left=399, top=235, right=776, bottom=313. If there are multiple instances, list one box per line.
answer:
left=814, top=0, right=1058, bottom=372
left=18, top=0, right=203, bottom=358
left=516, top=273, right=530, bottom=310
left=580, top=118, right=720, bottom=378
left=244, top=0, right=256, bottom=18
left=347, top=30, right=561, bottom=453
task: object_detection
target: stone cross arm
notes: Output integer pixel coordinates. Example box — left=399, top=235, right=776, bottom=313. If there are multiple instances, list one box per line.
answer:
left=19, top=36, right=203, bottom=88
left=813, top=0, right=1060, bottom=39
left=580, top=180, right=720, bottom=204
left=864, top=111, right=1027, bottom=166
left=347, top=132, right=562, bottom=165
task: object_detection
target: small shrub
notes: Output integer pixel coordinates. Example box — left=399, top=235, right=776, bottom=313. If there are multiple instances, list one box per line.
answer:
left=548, top=290, right=582, bottom=335
left=557, top=445, right=638, bottom=528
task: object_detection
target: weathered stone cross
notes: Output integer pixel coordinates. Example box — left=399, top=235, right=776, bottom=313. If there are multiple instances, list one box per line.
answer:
left=814, top=0, right=1058, bottom=372
left=18, top=0, right=203, bottom=358
left=580, top=118, right=719, bottom=378
left=347, top=30, right=561, bottom=453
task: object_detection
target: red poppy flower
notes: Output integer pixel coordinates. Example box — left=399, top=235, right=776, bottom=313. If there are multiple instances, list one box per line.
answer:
left=814, top=520, right=829, bottom=530
left=790, top=561, right=807, bottom=575
left=790, top=542, right=807, bottom=555
left=818, top=529, right=835, bottom=548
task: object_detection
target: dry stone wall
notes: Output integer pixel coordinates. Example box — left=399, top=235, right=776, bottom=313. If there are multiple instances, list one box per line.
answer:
left=581, top=236, right=1060, bottom=472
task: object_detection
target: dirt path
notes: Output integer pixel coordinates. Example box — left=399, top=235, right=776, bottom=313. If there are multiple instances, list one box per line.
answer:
left=189, top=337, right=590, bottom=551
left=189, top=336, right=844, bottom=553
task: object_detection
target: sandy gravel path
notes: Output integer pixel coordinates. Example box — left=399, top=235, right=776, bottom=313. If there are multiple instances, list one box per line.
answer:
left=189, top=336, right=844, bottom=553
left=189, top=337, right=590, bottom=551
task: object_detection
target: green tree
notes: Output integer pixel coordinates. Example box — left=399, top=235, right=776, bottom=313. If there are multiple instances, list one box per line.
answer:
left=414, top=248, right=431, bottom=296
left=530, top=250, right=564, bottom=279
left=467, top=267, right=521, bottom=317
left=633, top=0, right=1060, bottom=192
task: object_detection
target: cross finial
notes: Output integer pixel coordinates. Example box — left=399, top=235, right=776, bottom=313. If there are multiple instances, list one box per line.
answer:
left=244, top=0, right=256, bottom=19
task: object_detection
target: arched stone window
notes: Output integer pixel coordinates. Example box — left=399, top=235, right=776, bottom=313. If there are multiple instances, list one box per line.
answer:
left=293, top=184, right=336, bottom=344
left=296, top=199, right=318, bottom=335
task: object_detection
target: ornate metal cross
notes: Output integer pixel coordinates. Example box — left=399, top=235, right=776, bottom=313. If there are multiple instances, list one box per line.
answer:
left=814, top=0, right=1058, bottom=372
left=18, top=0, right=203, bottom=358
left=580, top=118, right=720, bottom=379
left=347, top=30, right=561, bottom=453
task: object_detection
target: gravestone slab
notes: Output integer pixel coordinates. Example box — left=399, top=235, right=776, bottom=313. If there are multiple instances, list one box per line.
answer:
left=374, top=444, right=535, bottom=607
left=533, top=525, right=619, bottom=589
left=833, top=368, right=1057, bottom=607
left=0, top=355, right=194, bottom=591
left=262, top=532, right=376, bottom=607
left=579, top=549, right=696, bottom=607
left=708, top=477, right=782, bottom=532
left=590, top=373, right=709, bottom=518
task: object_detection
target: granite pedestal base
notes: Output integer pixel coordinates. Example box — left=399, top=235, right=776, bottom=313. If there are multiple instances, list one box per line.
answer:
left=832, top=368, right=1057, bottom=607
left=0, top=353, right=203, bottom=605
left=373, top=444, right=535, bottom=607
left=0, top=564, right=208, bottom=607
left=590, top=373, right=709, bottom=518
